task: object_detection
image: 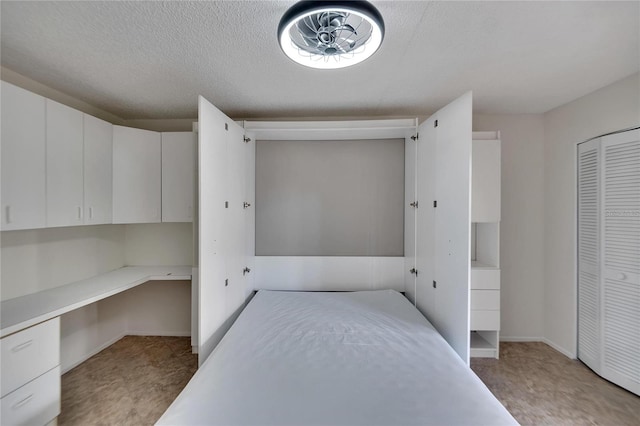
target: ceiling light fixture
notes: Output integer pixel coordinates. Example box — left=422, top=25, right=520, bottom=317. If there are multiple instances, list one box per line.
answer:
left=278, top=0, right=385, bottom=69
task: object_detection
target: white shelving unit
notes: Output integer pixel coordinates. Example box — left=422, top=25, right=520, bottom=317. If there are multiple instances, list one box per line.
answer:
left=470, top=132, right=501, bottom=359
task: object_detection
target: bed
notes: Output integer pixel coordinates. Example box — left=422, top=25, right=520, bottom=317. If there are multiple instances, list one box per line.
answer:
left=157, top=290, right=517, bottom=425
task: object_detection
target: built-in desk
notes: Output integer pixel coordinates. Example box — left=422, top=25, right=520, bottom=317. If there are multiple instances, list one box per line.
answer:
left=0, top=266, right=191, bottom=425
left=1, top=265, right=192, bottom=338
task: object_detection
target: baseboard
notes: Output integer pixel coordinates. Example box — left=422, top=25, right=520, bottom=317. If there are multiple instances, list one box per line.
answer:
left=543, top=338, right=576, bottom=359
left=126, top=330, right=191, bottom=337
left=61, top=332, right=127, bottom=374
left=500, top=336, right=543, bottom=342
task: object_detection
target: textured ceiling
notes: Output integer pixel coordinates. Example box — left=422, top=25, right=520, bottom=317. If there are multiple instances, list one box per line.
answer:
left=1, top=1, right=638, bottom=120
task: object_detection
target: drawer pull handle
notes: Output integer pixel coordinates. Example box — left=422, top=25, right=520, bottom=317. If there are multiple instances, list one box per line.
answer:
left=11, top=340, right=33, bottom=352
left=12, top=394, right=34, bottom=409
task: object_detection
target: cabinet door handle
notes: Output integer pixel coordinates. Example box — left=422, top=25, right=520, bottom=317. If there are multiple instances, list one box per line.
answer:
left=89, top=207, right=93, bottom=219
left=12, top=394, right=34, bottom=409
left=77, top=206, right=83, bottom=220
left=5, top=205, right=11, bottom=224
left=11, top=340, right=33, bottom=352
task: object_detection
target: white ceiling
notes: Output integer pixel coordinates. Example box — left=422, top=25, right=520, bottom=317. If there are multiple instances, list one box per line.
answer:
left=1, top=1, right=638, bottom=120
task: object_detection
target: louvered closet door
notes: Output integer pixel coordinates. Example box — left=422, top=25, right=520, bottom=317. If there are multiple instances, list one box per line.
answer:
left=577, top=139, right=601, bottom=371
left=601, top=129, right=640, bottom=395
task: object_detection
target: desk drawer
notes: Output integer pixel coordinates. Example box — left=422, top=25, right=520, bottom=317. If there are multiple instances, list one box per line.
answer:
left=471, top=290, right=500, bottom=310
left=471, top=269, right=500, bottom=289
left=1, top=366, right=60, bottom=426
left=1, top=318, right=60, bottom=397
left=471, top=310, right=500, bottom=330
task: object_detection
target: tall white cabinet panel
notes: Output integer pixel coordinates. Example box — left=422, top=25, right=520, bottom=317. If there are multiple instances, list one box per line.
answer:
left=1, top=81, right=46, bottom=231
left=198, top=96, right=230, bottom=365
left=226, top=123, right=247, bottom=318
left=112, top=126, right=161, bottom=224
left=470, top=134, right=502, bottom=359
left=244, top=131, right=256, bottom=299
left=198, top=97, right=254, bottom=364
left=414, top=117, right=437, bottom=316
left=578, top=129, right=640, bottom=396
left=83, top=114, right=113, bottom=225
left=162, top=132, right=195, bottom=222
left=404, top=131, right=418, bottom=304
left=45, top=100, right=84, bottom=227
left=410, top=92, right=472, bottom=364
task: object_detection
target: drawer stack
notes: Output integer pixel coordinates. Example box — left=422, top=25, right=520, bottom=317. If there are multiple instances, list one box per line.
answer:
left=1, top=318, right=61, bottom=426
left=470, top=269, right=500, bottom=330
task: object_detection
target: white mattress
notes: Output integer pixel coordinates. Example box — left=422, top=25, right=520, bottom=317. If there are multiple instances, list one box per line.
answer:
left=157, top=290, right=517, bottom=425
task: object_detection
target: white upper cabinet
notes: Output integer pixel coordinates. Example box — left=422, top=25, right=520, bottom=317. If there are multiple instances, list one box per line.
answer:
left=1, top=82, right=46, bottom=231
left=112, top=126, right=161, bottom=224
left=83, top=114, right=113, bottom=225
left=471, top=138, right=501, bottom=222
left=46, top=99, right=84, bottom=227
left=161, top=132, right=195, bottom=222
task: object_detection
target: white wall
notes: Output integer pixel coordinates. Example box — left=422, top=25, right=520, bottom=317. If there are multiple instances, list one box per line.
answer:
left=542, top=72, right=640, bottom=357
left=1, top=225, right=126, bottom=300
left=473, top=115, right=546, bottom=341
left=124, top=223, right=193, bottom=265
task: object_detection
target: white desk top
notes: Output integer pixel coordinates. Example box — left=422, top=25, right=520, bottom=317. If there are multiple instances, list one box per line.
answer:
left=1, top=265, right=192, bottom=338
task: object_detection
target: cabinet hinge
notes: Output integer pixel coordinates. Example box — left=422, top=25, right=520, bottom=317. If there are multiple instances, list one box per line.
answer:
left=243, top=267, right=251, bottom=275
left=410, top=268, right=419, bottom=276
left=243, top=202, right=251, bottom=209
left=433, top=200, right=437, bottom=208
left=409, top=201, right=419, bottom=208
left=410, top=133, right=419, bottom=141
left=434, top=120, right=438, bottom=128
left=243, top=136, right=251, bottom=143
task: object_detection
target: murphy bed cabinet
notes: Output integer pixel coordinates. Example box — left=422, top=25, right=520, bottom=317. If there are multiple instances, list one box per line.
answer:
left=470, top=132, right=502, bottom=358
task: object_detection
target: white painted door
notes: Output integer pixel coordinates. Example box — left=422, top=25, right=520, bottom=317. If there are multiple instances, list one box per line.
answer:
left=83, top=114, right=113, bottom=225
left=198, top=96, right=230, bottom=364
left=600, top=130, right=640, bottom=395
left=1, top=82, right=46, bottom=231
left=162, top=132, right=196, bottom=222
left=112, top=126, right=161, bottom=224
left=404, top=131, right=418, bottom=303
left=46, top=99, right=84, bottom=227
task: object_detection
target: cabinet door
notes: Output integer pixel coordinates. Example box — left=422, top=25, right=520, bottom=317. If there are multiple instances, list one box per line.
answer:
left=112, top=126, right=161, bottom=223
left=198, top=96, right=229, bottom=365
left=46, top=100, right=84, bottom=227
left=83, top=114, right=113, bottom=225
left=225, top=122, right=247, bottom=318
left=1, top=82, right=46, bottom=230
left=471, top=139, right=501, bottom=222
left=161, top=132, right=195, bottom=222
